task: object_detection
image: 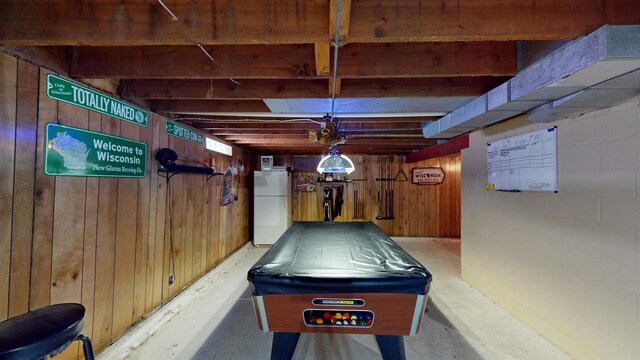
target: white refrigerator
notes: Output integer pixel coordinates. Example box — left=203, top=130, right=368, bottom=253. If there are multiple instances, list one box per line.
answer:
left=253, top=170, right=291, bottom=246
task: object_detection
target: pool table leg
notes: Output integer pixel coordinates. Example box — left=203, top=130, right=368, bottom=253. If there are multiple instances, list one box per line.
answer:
left=375, top=335, right=406, bottom=360
left=271, top=332, right=301, bottom=360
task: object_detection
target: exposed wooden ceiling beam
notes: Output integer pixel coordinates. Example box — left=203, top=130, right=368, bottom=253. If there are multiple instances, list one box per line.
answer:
left=248, top=147, right=420, bottom=156
left=244, top=144, right=429, bottom=154
left=243, top=148, right=428, bottom=155
left=68, top=42, right=515, bottom=79
left=222, top=134, right=426, bottom=141
left=150, top=100, right=269, bottom=113
left=229, top=138, right=432, bottom=146
left=339, top=42, right=515, bottom=78
left=2, top=1, right=638, bottom=46
left=314, top=43, right=331, bottom=76
left=120, top=77, right=505, bottom=100
left=182, top=116, right=433, bottom=123
left=330, top=0, right=352, bottom=42
left=209, top=129, right=423, bottom=136
left=329, top=78, right=341, bottom=97
left=0, top=1, right=328, bottom=46
left=186, top=118, right=431, bottom=128
left=347, top=0, right=640, bottom=43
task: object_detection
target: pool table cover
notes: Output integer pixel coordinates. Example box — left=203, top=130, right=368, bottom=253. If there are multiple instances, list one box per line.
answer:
left=248, top=221, right=432, bottom=296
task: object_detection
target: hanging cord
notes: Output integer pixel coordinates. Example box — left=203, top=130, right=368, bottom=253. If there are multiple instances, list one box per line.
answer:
left=196, top=44, right=215, bottom=62
left=158, top=0, right=179, bottom=20
left=176, top=117, right=323, bottom=125
left=165, top=174, right=177, bottom=284
left=158, top=1, right=216, bottom=63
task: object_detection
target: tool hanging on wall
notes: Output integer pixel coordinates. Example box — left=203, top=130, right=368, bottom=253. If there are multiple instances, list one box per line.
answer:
left=374, top=161, right=409, bottom=220
left=375, top=160, right=395, bottom=220
left=394, top=169, right=409, bottom=182
left=353, top=180, right=366, bottom=219
left=323, top=187, right=334, bottom=221
left=332, top=185, right=344, bottom=220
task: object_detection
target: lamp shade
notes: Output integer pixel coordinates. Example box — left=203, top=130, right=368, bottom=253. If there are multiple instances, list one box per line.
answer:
left=317, top=154, right=355, bottom=174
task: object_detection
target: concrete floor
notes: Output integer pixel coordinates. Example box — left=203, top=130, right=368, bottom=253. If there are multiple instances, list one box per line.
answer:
left=98, top=238, right=569, bottom=360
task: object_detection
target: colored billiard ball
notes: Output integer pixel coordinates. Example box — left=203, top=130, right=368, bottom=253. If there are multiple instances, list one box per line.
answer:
left=350, top=319, right=357, bottom=325
left=330, top=316, right=336, bottom=324
left=316, top=318, right=324, bottom=325
left=336, top=320, right=342, bottom=325
left=342, top=313, right=349, bottom=319
left=366, top=319, right=372, bottom=326
left=309, top=316, right=317, bottom=323
left=350, top=315, right=357, bottom=320
left=335, top=313, right=342, bottom=320
left=323, top=312, right=331, bottom=320
left=359, top=320, right=366, bottom=326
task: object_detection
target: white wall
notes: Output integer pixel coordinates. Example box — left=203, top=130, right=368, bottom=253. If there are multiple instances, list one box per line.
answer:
left=461, top=98, right=640, bottom=360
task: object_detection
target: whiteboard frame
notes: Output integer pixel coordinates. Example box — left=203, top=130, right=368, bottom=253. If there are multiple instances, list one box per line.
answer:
left=486, top=126, right=558, bottom=193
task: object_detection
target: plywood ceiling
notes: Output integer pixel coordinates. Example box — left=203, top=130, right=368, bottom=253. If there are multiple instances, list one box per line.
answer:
left=1, top=0, right=639, bottom=155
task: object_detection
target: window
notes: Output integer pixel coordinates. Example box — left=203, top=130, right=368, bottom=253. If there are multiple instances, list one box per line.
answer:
left=206, top=137, right=232, bottom=156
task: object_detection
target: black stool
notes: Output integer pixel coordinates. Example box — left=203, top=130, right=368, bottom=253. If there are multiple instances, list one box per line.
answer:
left=0, top=303, right=94, bottom=360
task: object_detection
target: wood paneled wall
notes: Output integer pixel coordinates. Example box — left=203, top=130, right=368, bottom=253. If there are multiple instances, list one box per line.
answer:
left=289, top=155, right=461, bottom=237
left=0, top=53, right=250, bottom=358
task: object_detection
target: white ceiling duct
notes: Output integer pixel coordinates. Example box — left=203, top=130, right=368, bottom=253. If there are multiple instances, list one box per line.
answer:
left=423, top=25, right=640, bottom=138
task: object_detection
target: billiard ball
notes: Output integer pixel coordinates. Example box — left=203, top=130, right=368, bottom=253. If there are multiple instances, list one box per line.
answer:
left=342, top=313, right=349, bottom=319
left=335, top=313, right=342, bottom=320
left=323, top=312, right=331, bottom=320
left=316, top=318, right=324, bottom=325
left=350, top=320, right=357, bottom=325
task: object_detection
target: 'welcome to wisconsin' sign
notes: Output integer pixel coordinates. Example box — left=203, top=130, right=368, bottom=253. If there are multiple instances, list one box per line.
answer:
left=46, top=74, right=148, bottom=127
left=45, top=123, right=147, bottom=178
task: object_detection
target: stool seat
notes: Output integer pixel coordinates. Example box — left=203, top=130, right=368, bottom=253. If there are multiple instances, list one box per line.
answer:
left=0, top=303, right=85, bottom=360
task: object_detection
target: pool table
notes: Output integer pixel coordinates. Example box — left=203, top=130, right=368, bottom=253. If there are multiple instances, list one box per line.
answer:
left=247, top=221, right=432, bottom=360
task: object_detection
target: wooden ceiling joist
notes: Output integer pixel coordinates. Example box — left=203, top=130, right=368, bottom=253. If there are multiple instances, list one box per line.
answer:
left=250, top=147, right=421, bottom=156
left=209, top=129, right=423, bottom=136
left=120, top=77, right=506, bottom=100
left=247, top=145, right=430, bottom=154
left=330, top=0, right=352, bottom=42
left=222, top=134, right=426, bottom=141
left=338, top=42, right=515, bottom=78
left=2, top=1, right=638, bottom=46
left=186, top=120, right=428, bottom=131
left=151, top=100, right=270, bottom=113
left=314, top=43, right=331, bottom=76
left=228, top=138, right=433, bottom=146
left=69, top=42, right=515, bottom=79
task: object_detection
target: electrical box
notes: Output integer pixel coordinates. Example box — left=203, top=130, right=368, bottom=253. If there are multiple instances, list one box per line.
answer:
left=261, top=156, right=273, bottom=171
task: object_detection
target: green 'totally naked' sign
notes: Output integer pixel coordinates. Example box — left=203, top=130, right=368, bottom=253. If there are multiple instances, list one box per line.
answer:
left=165, top=120, right=204, bottom=144
left=44, top=123, right=147, bottom=178
left=46, top=74, right=148, bottom=127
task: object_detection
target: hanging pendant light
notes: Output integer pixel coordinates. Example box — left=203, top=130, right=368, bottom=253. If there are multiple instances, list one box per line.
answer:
left=317, top=146, right=355, bottom=174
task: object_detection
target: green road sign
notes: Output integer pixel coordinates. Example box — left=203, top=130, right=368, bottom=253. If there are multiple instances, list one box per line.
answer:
left=44, top=123, right=147, bottom=178
left=46, top=74, right=148, bottom=127
left=165, top=120, right=204, bottom=144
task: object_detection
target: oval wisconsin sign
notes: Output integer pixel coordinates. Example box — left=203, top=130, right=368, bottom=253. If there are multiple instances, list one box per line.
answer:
left=411, top=167, right=445, bottom=185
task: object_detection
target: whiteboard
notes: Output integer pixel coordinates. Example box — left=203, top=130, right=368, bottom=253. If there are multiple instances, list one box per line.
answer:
left=487, top=127, right=557, bottom=192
